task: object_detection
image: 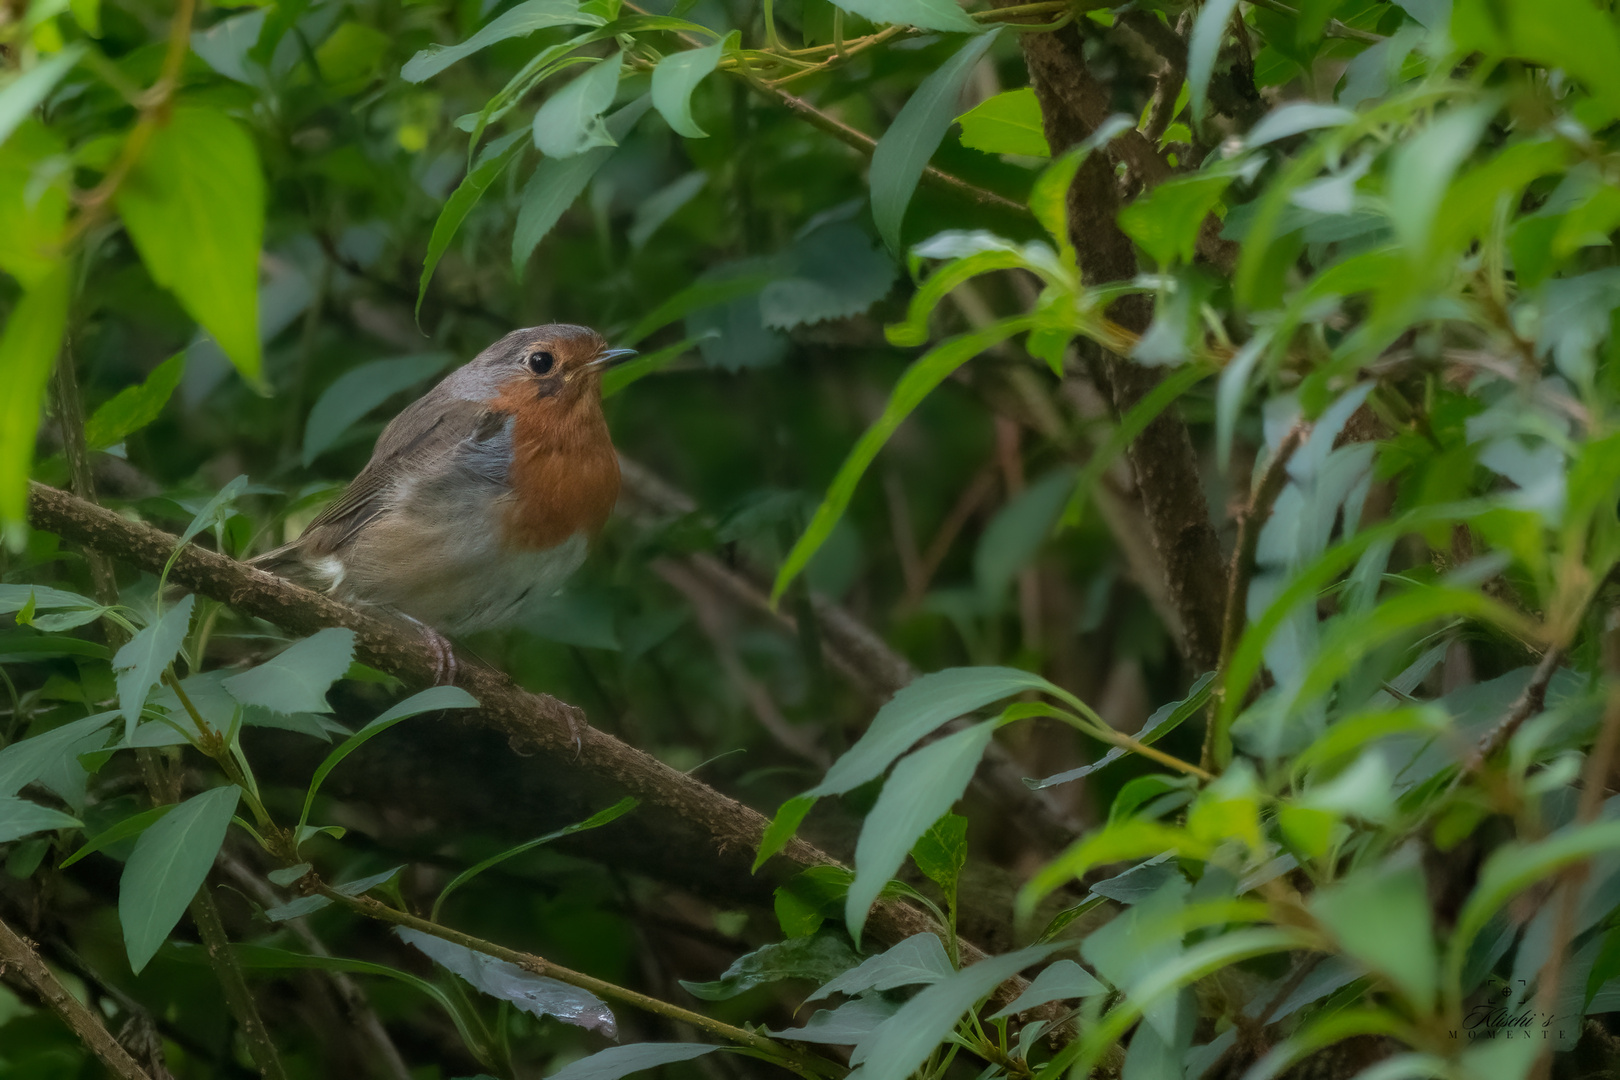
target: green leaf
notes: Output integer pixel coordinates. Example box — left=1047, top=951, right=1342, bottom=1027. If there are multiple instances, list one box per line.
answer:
left=1019, top=819, right=1206, bottom=920
left=651, top=36, right=726, bottom=138
left=83, top=352, right=185, bottom=450
left=222, top=628, right=356, bottom=715
left=753, top=794, right=815, bottom=870
left=974, top=467, right=1075, bottom=606
left=1187, top=0, right=1240, bottom=124
left=512, top=96, right=651, bottom=275
left=767, top=996, right=900, bottom=1045
left=848, top=944, right=1059, bottom=1080
left=847, top=721, right=998, bottom=945
left=112, top=594, right=195, bottom=742
left=0, top=120, right=70, bottom=288
left=114, top=108, right=265, bottom=383
left=402, top=0, right=604, bottom=83
left=1447, top=820, right=1620, bottom=1000
left=432, top=797, right=637, bottom=920
left=818, top=666, right=1056, bottom=797
left=807, top=932, right=952, bottom=1002
left=759, top=222, right=898, bottom=330
left=1070, top=929, right=1307, bottom=1074
left=547, top=1043, right=723, bottom=1080
left=0, top=797, right=82, bottom=843
left=419, top=131, right=527, bottom=316
left=0, top=260, right=70, bottom=549
left=119, top=784, right=240, bottom=974
left=1118, top=172, right=1231, bottom=267
left=60, top=803, right=173, bottom=867
left=911, top=813, right=968, bottom=901
left=298, top=685, right=479, bottom=838
left=681, top=932, right=858, bottom=1000
left=957, top=88, right=1050, bottom=158
left=772, top=317, right=1032, bottom=601
left=532, top=53, right=622, bottom=158
left=1385, top=102, right=1493, bottom=262
left=1311, top=858, right=1436, bottom=1011
left=1028, top=672, right=1215, bottom=790
left=397, top=927, right=617, bottom=1034
left=1452, top=0, right=1620, bottom=125
left=301, top=353, right=453, bottom=465
left=0, top=45, right=84, bottom=150
left=826, top=0, right=977, bottom=33
left=1244, top=102, right=1355, bottom=147
left=0, top=711, right=116, bottom=798
left=987, top=959, right=1106, bottom=1019
left=870, top=29, right=1002, bottom=253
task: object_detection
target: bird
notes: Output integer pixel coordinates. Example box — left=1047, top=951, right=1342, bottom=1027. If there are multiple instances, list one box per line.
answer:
left=253, top=324, right=635, bottom=678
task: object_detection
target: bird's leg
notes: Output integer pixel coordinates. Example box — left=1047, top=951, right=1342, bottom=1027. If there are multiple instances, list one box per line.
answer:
left=399, top=613, right=458, bottom=685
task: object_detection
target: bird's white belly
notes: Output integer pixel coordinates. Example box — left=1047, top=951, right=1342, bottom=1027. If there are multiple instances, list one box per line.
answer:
left=334, top=490, right=590, bottom=635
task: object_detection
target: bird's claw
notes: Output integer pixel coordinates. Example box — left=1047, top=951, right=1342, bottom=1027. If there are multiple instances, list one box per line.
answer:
left=401, top=614, right=458, bottom=685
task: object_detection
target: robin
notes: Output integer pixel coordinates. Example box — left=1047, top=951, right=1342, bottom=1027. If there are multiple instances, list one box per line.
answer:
left=254, top=324, right=634, bottom=677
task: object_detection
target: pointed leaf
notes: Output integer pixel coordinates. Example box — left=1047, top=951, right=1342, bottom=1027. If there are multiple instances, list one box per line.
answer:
left=806, top=932, right=953, bottom=1003
left=532, top=53, right=622, bottom=158
left=114, top=108, right=264, bottom=382
left=298, top=686, right=479, bottom=836
left=988, top=959, right=1106, bottom=1018
left=0, top=47, right=84, bottom=149
left=513, top=96, right=651, bottom=274
left=847, top=945, right=1060, bottom=1079
left=60, top=803, right=174, bottom=867
left=113, top=595, right=195, bottom=741
left=399, top=927, right=616, bottom=1035
left=418, top=131, right=527, bottom=315
left=119, top=785, right=240, bottom=974
left=0, top=797, right=82, bottom=843
left=222, top=627, right=356, bottom=715
left=84, top=352, right=186, bottom=450
left=957, top=88, right=1049, bottom=158
left=402, top=0, right=604, bottom=83
left=870, top=29, right=1001, bottom=253
left=651, top=37, right=724, bottom=138
left=0, top=711, right=116, bottom=798
left=826, top=0, right=977, bottom=33
left=846, top=721, right=999, bottom=944
left=548, top=1043, right=723, bottom=1080
left=0, top=260, right=70, bottom=548
left=1188, top=0, right=1239, bottom=124
left=773, top=317, right=1033, bottom=601
left=301, top=352, right=453, bottom=465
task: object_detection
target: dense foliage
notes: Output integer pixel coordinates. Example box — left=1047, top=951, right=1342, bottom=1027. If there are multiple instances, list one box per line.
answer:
left=5, top=0, right=1620, bottom=1077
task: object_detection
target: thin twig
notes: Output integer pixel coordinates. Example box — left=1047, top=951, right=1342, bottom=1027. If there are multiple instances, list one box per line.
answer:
left=0, top=915, right=154, bottom=1080
left=1529, top=684, right=1620, bottom=1080
left=320, top=887, right=846, bottom=1078
left=220, top=855, right=413, bottom=1080
left=65, top=0, right=197, bottom=242
left=189, top=884, right=288, bottom=1080
left=1204, top=422, right=1309, bottom=771
left=1468, top=645, right=1565, bottom=771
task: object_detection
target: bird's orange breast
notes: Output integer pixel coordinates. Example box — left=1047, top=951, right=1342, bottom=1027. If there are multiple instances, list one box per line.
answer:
left=491, top=383, right=620, bottom=551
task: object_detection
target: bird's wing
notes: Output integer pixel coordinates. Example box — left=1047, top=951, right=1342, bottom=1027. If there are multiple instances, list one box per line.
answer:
left=295, top=396, right=509, bottom=555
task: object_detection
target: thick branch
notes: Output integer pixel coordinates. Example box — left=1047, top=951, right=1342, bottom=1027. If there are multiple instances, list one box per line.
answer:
left=24, top=482, right=978, bottom=958
left=1011, top=21, right=1230, bottom=674
left=0, top=915, right=154, bottom=1080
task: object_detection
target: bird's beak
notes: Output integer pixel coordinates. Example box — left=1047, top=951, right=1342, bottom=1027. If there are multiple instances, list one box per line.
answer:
left=590, top=348, right=637, bottom=371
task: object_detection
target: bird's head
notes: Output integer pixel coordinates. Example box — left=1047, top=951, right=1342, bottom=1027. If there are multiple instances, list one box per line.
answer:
left=478, top=324, right=635, bottom=411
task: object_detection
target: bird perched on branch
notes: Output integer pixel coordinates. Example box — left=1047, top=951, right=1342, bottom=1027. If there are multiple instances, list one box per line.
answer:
left=253, top=324, right=634, bottom=677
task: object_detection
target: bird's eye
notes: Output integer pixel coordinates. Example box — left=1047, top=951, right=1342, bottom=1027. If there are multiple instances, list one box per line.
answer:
left=527, top=350, right=555, bottom=375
